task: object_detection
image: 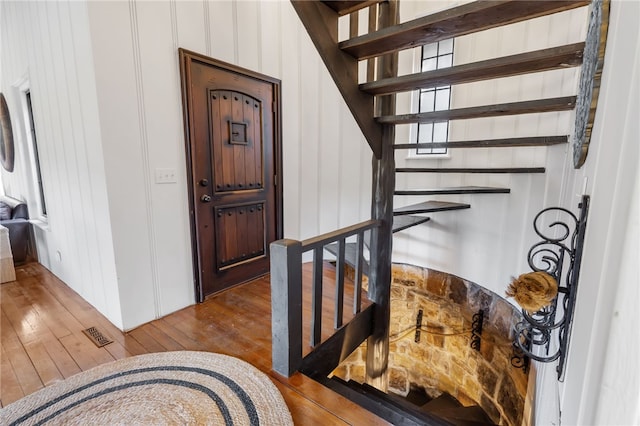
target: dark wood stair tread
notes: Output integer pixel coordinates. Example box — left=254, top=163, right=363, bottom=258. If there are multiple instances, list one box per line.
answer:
left=323, top=216, right=434, bottom=270
left=322, top=0, right=383, bottom=16
left=438, top=417, right=497, bottom=426
left=421, top=393, right=462, bottom=413
left=377, top=96, right=576, bottom=125
left=421, top=394, right=497, bottom=426
left=395, top=187, right=510, bottom=196
left=394, top=200, right=470, bottom=216
left=324, top=242, right=370, bottom=276
left=392, top=215, right=431, bottom=233
left=360, top=42, right=585, bottom=95
left=396, top=167, right=546, bottom=174
left=323, top=377, right=453, bottom=426
left=394, top=136, right=567, bottom=150
left=339, top=0, right=589, bottom=59
left=432, top=406, right=495, bottom=425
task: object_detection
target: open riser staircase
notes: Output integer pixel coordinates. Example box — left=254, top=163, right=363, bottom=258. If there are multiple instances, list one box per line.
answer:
left=271, top=1, right=607, bottom=424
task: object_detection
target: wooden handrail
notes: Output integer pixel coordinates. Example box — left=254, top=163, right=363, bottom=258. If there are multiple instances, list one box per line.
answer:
left=301, top=219, right=380, bottom=250
left=270, top=219, right=382, bottom=377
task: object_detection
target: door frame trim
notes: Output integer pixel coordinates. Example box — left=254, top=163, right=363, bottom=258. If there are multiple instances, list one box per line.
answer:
left=179, top=48, right=283, bottom=302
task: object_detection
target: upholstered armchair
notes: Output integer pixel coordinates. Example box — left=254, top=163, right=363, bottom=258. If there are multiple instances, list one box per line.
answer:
left=0, top=195, right=30, bottom=264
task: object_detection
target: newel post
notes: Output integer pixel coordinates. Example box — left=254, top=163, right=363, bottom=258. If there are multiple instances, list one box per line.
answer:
left=366, top=0, right=398, bottom=391
left=270, top=239, right=303, bottom=376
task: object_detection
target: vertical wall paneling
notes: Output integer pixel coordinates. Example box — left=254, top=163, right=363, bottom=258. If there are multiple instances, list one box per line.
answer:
left=556, top=2, right=640, bottom=422
left=0, top=0, right=123, bottom=327
left=201, top=1, right=212, bottom=56
left=280, top=3, right=302, bottom=239
left=298, top=27, right=321, bottom=239
left=127, top=0, right=162, bottom=319
left=37, top=2, right=76, bottom=287
left=236, top=0, right=260, bottom=72
left=68, top=0, right=122, bottom=324
left=53, top=0, right=95, bottom=305
left=594, top=171, right=639, bottom=425
left=318, top=70, right=340, bottom=233
left=87, top=0, right=156, bottom=329
left=259, top=1, right=282, bottom=86
left=209, top=1, right=235, bottom=64
left=136, top=0, right=194, bottom=316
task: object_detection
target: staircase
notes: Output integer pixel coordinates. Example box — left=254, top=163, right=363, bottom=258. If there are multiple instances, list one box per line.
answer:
left=272, top=0, right=608, bottom=423
left=318, top=376, right=497, bottom=426
left=293, top=0, right=598, bottom=237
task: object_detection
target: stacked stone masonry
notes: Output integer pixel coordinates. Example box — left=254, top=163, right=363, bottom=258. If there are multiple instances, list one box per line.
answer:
left=333, top=264, right=530, bottom=426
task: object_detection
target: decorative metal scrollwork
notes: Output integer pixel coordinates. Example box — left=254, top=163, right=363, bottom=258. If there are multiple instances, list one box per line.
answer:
left=511, top=337, right=531, bottom=374
left=470, top=310, right=484, bottom=351
left=512, top=195, right=590, bottom=380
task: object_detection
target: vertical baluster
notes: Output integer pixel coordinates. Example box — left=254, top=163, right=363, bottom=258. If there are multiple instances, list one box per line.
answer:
left=349, top=9, right=359, bottom=38
left=366, top=3, right=378, bottom=83
left=335, top=238, right=346, bottom=329
left=270, top=239, right=303, bottom=376
left=311, top=246, right=324, bottom=347
left=353, top=231, right=364, bottom=314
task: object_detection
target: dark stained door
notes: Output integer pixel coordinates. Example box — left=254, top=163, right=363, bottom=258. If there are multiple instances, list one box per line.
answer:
left=180, top=50, right=282, bottom=300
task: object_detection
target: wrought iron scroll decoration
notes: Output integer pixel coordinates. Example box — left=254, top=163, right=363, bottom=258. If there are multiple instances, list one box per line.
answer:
left=470, top=310, right=484, bottom=352
left=512, top=195, right=590, bottom=380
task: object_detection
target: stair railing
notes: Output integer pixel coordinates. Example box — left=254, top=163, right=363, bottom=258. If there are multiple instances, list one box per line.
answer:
left=271, top=219, right=381, bottom=376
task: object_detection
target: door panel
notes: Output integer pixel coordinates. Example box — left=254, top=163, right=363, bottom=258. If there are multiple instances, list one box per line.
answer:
left=214, top=202, right=265, bottom=270
left=210, top=91, right=264, bottom=193
left=180, top=50, right=282, bottom=299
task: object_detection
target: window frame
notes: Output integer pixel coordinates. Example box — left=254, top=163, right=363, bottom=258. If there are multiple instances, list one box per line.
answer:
left=16, top=79, right=48, bottom=223
left=408, top=38, right=455, bottom=159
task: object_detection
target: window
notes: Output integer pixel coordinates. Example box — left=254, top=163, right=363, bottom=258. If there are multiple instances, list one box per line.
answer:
left=24, top=90, right=47, bottom=219
left=415, top=39, right=454, bottom=155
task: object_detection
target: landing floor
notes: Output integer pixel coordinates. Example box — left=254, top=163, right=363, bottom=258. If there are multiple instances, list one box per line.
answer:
left=0, top=262, right=388, bottom=425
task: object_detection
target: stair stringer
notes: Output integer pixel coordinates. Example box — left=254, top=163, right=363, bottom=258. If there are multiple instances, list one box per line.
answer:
left=290, top=0, right=383, bottom=158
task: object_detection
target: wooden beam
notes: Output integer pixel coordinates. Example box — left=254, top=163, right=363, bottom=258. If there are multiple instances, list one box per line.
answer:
left=395, top=186, right=511, bottom=196
left=366, top=0, right=397, bottom=393
left=299, top=304, right=374, bottom=377
left=393, top=135, right=568, bottom=149
left=377, top=96, right=576, bottom=125
left=393, top=200, right=471, bottom=216
left=396, top=167, right=546, bottom=173
left=340, top=0, right=590, bottom=60
left=361, top=42, right=585, bottom=95
left=291, top=1, right=382, bottom=157
left=323, top=0, right=383, bottom=17
left=392, top=216, right=431, bottom=233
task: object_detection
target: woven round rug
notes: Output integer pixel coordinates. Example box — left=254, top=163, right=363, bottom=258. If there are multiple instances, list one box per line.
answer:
left=1, top=351, right=293, bottom=426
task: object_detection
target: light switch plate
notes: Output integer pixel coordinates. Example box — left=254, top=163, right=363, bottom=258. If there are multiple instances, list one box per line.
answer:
left=155, top=168, right=177, bottom=184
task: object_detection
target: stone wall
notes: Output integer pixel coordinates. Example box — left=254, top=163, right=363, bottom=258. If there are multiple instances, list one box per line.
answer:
left=333, top=264, right=530, bottom=426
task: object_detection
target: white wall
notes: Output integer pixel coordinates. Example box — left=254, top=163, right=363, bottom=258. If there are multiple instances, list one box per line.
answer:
left=1, top=0, right=373, bottom=330
left=556, top=1, right=640, bottom=424
left=83, top=0, right=372, bottom=329
left=0, top=1, right=123, bottom=328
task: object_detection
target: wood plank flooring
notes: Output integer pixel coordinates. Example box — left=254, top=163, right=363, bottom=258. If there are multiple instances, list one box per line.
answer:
left=0, top=262, right=389, bottom=425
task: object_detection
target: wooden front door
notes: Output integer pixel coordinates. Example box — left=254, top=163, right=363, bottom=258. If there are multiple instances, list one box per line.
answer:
left=180, top=50, right=282, bottom=301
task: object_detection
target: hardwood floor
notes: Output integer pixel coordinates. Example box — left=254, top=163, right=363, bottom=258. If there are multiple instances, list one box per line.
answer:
left=0, top=262, right=389, bottom=425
